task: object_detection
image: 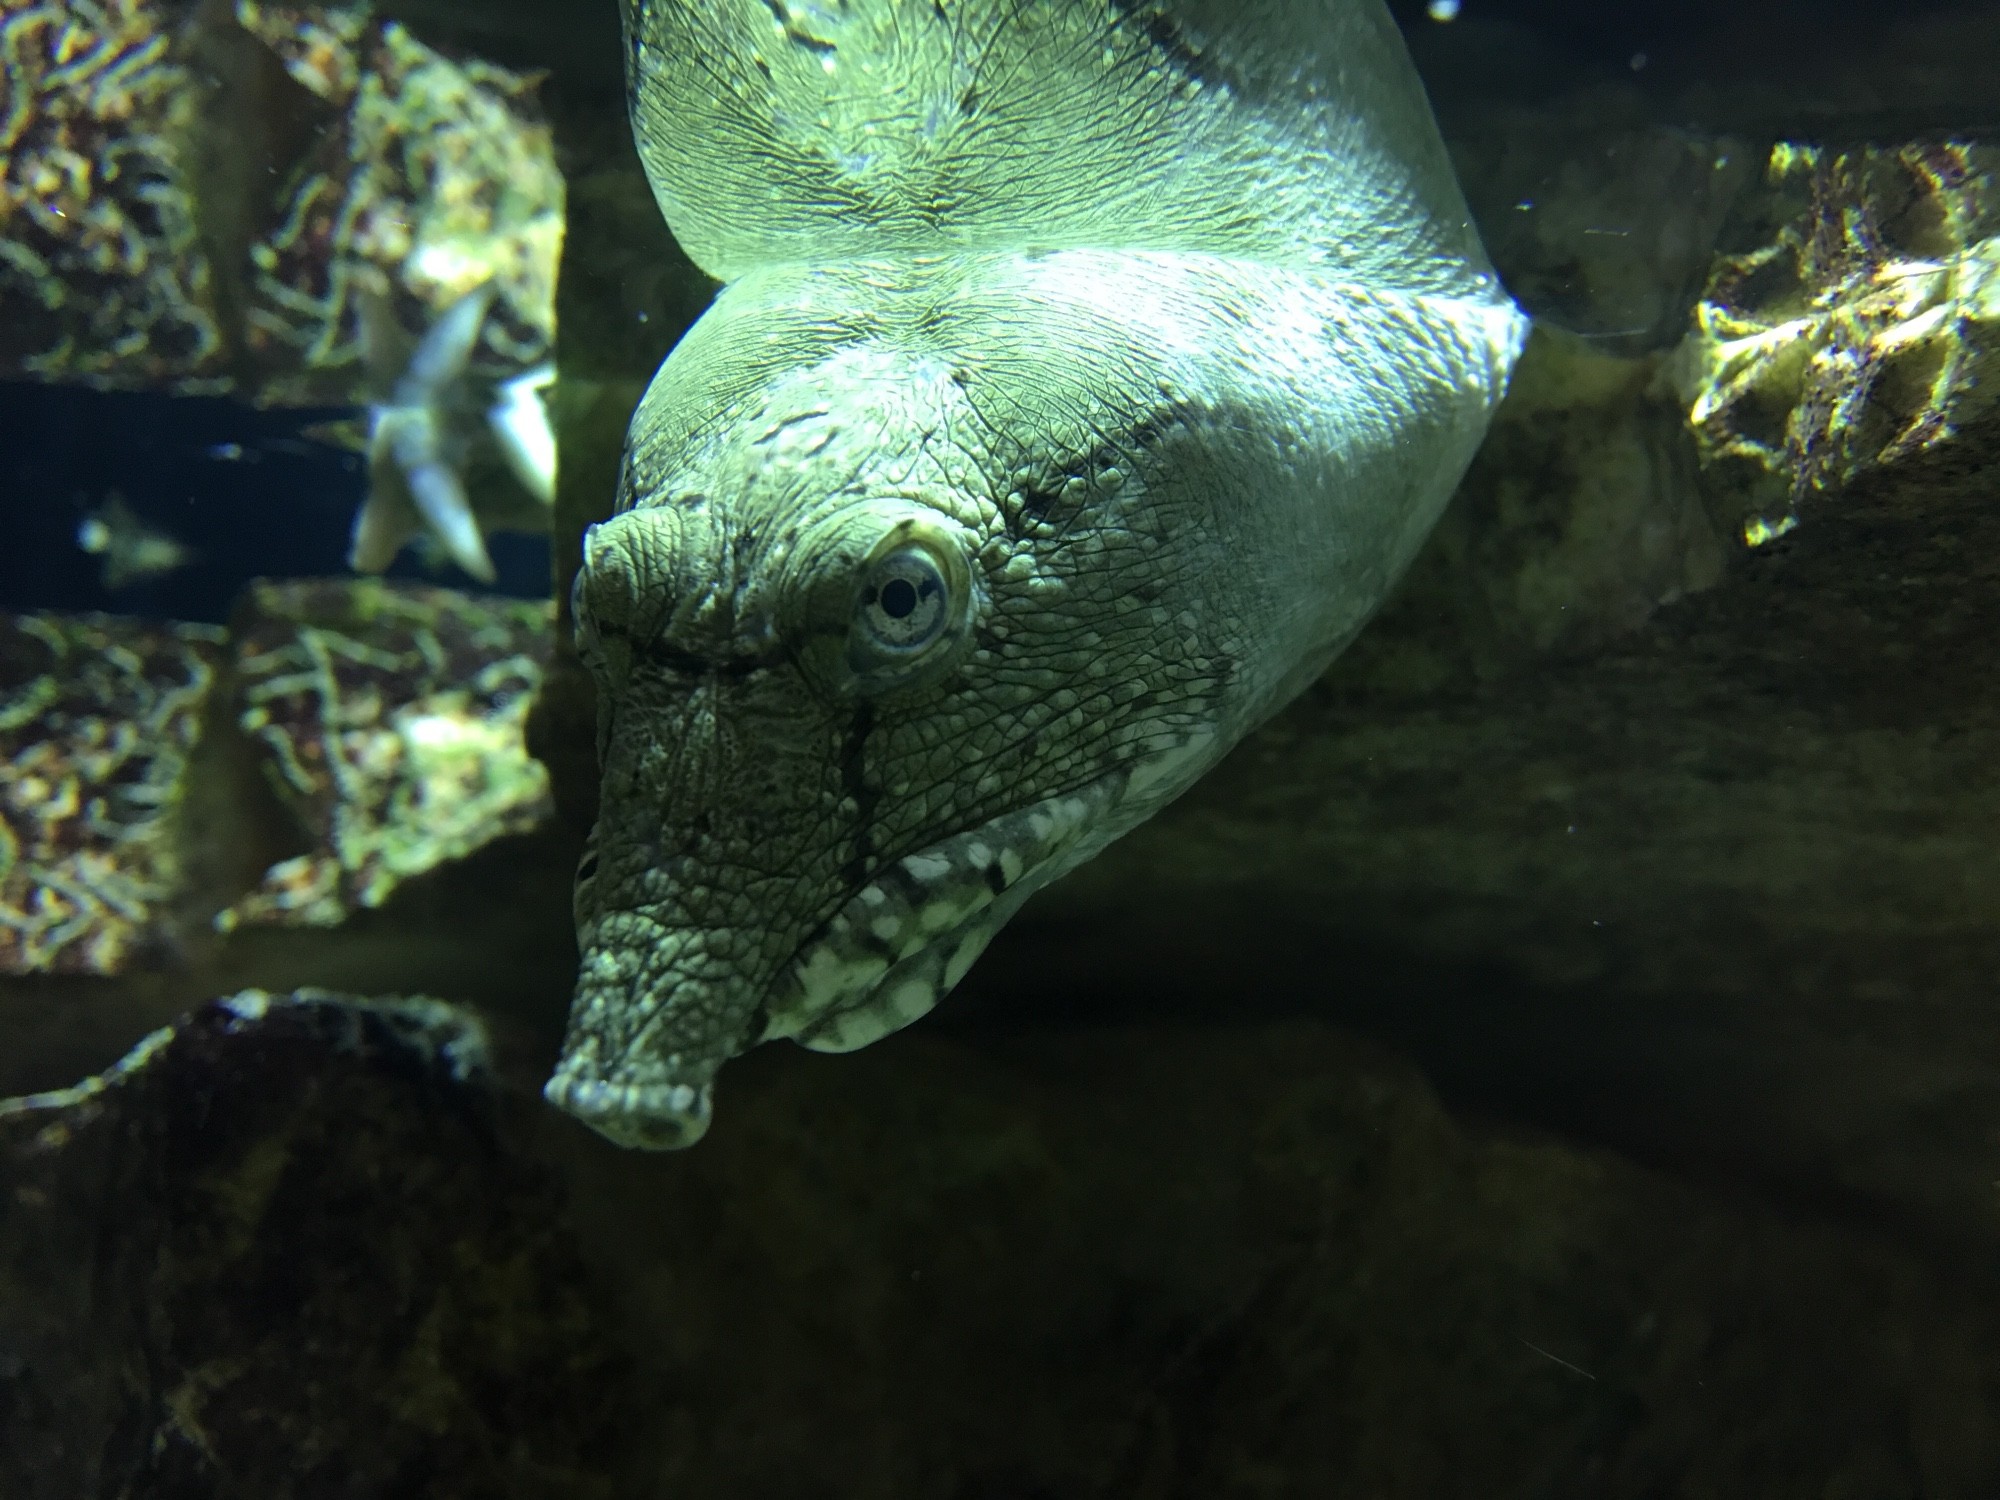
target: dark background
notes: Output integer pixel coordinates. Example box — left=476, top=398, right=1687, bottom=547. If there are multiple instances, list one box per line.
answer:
left=0, top=385, right=553, bottom=622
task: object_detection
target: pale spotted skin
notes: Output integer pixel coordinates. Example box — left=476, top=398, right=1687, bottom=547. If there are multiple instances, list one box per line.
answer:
left=546, top=0, right=1527, bottom=1148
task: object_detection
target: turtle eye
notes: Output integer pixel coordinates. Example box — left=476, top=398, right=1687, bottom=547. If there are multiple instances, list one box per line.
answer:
left=855, top=545, right=950, bottom=657
left=785, top=508, right=975, bottom=696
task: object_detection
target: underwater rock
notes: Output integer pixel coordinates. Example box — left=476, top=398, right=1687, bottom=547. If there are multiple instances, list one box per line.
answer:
left=5, top=989, right=1997, bottom=1497
left=234, top=0, right=375, bottom=100
left=1370, top=325, right=1723, bottom=670
left=0, top=0, right=563, bottom=400
left=0, top=580, right=578, bottom=1107
left=216, top=578, right=555, bottom=929
left=1676, top=140, right=2000, bottom=542
left=0, top=0, right=564, bottom=578
left=573, top=1019, right=2000, bottom=1498
left=0, top=0, right=220, bottom=386
left=0, top=582, right=555, bottom=967
left=0, top=612, right=224, bottom=975
left=0, top=987, right=630, bottom=1499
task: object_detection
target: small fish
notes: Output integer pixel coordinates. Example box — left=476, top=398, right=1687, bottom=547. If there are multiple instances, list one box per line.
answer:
left=347, top=282, right=558, bottom=585
left=75, top=494, right=196, bottom=591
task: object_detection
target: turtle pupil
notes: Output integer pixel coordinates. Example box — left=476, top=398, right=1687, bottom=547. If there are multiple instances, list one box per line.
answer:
left=880, top=577, right=919, bottom=619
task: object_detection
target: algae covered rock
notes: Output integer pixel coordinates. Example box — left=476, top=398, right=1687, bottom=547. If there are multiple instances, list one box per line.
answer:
left=0, top=0, right=565, bottom=579
left=0, top=581, right=558, bottom=961
left=0, top=988, right=630, bottom=1499
left=0, top=580, right=579, bottom=1106
left=1676, top=140, right=2000, bottom=540
left=0, top=612, right=224, bottom=975
left=217, top=577, right=556, bottom=930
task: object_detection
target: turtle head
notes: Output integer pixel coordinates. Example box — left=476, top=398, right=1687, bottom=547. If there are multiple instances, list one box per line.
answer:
left=548, top=0, right=1526, bottom=1148
left=544, top=340, right=1245, bottom=1149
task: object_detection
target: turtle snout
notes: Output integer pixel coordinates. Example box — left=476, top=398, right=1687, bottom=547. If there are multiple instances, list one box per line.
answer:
left=543, top=1070, right=715, bottom=1150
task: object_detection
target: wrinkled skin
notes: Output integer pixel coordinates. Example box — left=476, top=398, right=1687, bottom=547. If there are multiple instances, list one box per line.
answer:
left=547, top=0, right=1528, bottom=1147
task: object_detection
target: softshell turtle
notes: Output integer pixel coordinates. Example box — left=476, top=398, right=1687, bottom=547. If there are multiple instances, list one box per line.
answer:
left=547, top=0, right=1528, bottom=1147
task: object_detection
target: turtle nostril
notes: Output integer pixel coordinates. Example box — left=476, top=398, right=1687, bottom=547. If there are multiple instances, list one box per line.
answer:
left=543, top=1073, right=715, bottom=1150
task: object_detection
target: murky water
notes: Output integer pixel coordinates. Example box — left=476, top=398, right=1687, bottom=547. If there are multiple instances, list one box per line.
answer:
left=3, top=1, right=1998, bottom=1494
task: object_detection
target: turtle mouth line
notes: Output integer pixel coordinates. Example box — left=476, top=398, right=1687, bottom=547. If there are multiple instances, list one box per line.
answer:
left=762, top=770, right=1134, bottom=1052
left=543, top=1071, right=713, bottom=1149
